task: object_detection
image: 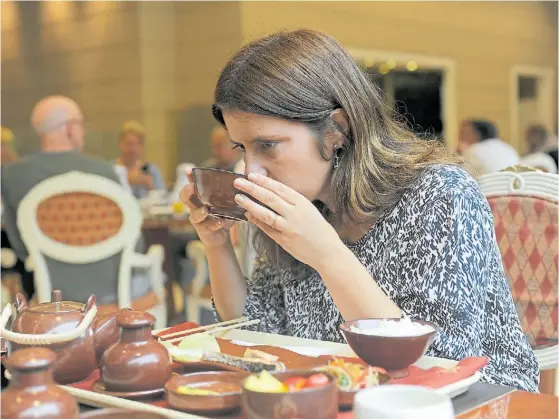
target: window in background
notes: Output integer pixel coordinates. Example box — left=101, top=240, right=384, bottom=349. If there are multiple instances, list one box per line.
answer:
left=362, top=63, right=444, bottom=140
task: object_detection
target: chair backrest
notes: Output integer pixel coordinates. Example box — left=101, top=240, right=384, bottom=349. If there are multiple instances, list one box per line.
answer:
left=479, top=169, right=558, bottom=347
left=17, top=171, right=142, bottom=302
left=170, top=162, right=196, bottom=203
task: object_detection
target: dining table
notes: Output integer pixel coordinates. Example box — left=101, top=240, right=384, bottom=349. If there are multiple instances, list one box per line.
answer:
left=71, top=328, right=557, bottom=419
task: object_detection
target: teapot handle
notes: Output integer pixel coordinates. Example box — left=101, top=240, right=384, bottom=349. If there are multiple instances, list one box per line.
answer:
left=0, top=303, right=98, bottom=345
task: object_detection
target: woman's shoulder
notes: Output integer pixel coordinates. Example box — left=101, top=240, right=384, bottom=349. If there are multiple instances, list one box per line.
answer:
left=411, top=164, right=483, bottom=205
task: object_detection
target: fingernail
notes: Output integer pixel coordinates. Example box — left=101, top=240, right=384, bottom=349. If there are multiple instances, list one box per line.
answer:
left=248, top=173, right=259, bottom=181
left=234, top=178, right=247, bottom=187
left=235, top=194, right=246, bottom=202
left=245, top=212, right=252, bottom=219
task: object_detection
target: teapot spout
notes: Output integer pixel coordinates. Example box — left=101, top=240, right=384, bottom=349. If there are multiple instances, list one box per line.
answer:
left=93, top=309, right=130, bottom=363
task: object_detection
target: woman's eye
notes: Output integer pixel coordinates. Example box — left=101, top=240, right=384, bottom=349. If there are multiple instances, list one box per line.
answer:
left=260, top=141, right=278, bottom=151
left=232, top=144, right=245, bottom=152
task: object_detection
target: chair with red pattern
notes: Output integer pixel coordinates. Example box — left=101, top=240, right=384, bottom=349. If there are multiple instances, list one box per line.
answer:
left=479, top=167, right=558, bottom=394
left=16, top=171, right=167, bottom=328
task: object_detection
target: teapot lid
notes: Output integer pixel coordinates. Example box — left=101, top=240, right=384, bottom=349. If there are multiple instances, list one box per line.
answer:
left=29, top=290, right=85, bottom=313
left=6, top=347, right=57, bottom=372
left=117, top=310, right=155, bottom=329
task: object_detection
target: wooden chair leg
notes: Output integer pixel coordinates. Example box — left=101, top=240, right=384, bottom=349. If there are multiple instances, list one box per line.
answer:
left=539, top=369, right=557, bottom=395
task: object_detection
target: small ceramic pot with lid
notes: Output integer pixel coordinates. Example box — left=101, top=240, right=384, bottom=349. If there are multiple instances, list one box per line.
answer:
left=0, top=290, right=123, bottom=384
left=100, top=311, right=172, bottom=392
left=1, top=347, right=79, bottom=419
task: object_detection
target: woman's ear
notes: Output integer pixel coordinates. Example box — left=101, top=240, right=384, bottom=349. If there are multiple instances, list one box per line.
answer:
left=330, top=109, right=350, bottom=140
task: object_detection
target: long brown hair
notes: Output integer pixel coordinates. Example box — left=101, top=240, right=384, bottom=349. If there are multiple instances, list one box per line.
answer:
left=212, top=29, right=461, bottom=266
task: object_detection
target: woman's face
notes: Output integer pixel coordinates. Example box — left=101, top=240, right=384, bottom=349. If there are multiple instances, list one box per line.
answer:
left=119, top=132, right=144, bottom=163
left=223, top=110, right=334, bottom=202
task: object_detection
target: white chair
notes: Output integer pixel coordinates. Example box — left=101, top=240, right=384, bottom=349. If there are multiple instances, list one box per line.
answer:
left=170, top=163, right=196, bottom=205
left=185, top=240, right=212, bottom=324
left=479, top=167, right=558, bottom=394
left=17, top=171, right=167, bottom=328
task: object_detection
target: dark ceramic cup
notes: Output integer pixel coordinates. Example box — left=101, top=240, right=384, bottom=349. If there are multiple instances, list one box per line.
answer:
left=241, top=370, right=338, bottom=419
left=340, top=318, right=438, bottom=378
left=192, top=168, right=248, bottom=221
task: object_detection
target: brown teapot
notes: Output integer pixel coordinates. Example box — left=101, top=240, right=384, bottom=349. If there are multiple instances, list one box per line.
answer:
left=1, top=347, right=79, bottom=419
left=0, top=290, right=125, bottom=384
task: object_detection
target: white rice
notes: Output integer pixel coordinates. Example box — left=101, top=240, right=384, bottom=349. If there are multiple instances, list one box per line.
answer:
left=350, top=317, right=435, bottom=337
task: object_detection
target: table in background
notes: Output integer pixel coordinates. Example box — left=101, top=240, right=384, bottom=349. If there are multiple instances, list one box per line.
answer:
left=142, top=216, right=194, bottom=325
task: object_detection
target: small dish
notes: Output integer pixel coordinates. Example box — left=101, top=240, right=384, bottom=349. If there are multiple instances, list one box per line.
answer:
left=91, top=379, right=164, bottom=400
left=165, top=371, right=248, bottom=414
left=340, top=318, right=438, bottom=378
left=241, top=369, right=338, bottom=419
left=79, top=409, right=167, bottom=419
left=353, top=385, right=454, bottom=419
left=338, top=371, right=391, bottom=410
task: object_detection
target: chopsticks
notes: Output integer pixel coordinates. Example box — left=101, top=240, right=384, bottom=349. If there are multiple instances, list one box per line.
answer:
left=158, top=316, right=260, bottom=344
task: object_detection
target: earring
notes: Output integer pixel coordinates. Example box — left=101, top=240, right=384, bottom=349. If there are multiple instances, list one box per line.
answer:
left=333, top=145, right=341, bottom=169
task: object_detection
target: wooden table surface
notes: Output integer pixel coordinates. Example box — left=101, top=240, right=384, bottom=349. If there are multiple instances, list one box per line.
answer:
left=457, top=390, right=558, bottom=419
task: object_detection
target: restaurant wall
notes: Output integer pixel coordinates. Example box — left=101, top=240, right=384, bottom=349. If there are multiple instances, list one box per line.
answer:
left=240, top=1, right=558, bottom=150
left=1, top=1, right=143, bottom=160
left=2, top=1, right=556, bottom=182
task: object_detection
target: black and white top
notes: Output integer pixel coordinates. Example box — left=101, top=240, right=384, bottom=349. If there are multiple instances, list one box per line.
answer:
left=239, top=165, right=539, bottom=393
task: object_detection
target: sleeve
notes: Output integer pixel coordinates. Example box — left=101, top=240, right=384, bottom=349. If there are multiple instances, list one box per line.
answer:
left=150, top=164, right=165, bottom=190
left=212, top=261, right=287, bottom=334
left=0, top=177, right=28, bottom=260
left=397, top=186, right=490, bottom=361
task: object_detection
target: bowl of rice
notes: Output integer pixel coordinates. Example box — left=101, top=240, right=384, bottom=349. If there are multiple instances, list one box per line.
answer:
left=339, top=317, right=438, bottom=378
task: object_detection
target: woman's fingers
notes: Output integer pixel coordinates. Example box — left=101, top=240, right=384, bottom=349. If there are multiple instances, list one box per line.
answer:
left=179, top=183, right=203, bottom=210
left=247, top=172, right=300, bottom=205
left=236, top=194, right=286, bottom=232
left=234, top=178, right=291, bottom=217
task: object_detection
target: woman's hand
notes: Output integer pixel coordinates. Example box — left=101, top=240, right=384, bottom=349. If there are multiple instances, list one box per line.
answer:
left=233, top=172, right=342, bottom=270
left=179, top=168, right=235, bottom=249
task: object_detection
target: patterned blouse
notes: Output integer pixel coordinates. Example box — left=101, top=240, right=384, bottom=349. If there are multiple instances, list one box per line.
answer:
left=239, top=165, right=539, bottom=393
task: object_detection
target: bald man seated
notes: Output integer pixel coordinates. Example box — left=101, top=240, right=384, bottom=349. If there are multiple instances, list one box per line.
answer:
left=1, top=96, right=151, bottom=303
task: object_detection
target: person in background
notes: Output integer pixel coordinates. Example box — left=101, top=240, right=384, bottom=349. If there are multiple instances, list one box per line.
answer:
left=520, top=124, right=558, bottom=173
left=1, top=126, right=18, bottom=166
left=202, top=126, right=242, bottom=172
left=458, top=119, right=519, bottom=175
left=115, top=120, right=165, bottom=199
left=1, top=96, right=151, bottom=304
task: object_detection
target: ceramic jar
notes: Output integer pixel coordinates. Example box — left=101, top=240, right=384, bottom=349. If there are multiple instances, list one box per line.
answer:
left=1, top=347, right=79, bottom=419
left=100, top=311, right=172, bottom=392
left=1, top=290, right=123, bottom=384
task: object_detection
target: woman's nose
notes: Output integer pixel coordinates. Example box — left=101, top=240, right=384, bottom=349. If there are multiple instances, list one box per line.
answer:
left=244, top=161, right=268, bottom=177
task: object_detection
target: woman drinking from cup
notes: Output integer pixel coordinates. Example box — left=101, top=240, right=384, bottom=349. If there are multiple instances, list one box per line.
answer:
left=180, top=30, right=538, bottom=392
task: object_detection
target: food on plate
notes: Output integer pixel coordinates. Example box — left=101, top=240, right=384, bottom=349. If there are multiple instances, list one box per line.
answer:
left=202, top=352, right=285, bottom=373
left=316, top=358, right=388, bottom=391
left=244, top=348, right=280, bottom=362
left=161, top=333, right=221, bottom=362
left=176, top=386, right=220, bottom=396
left=349, top=317, right=435, bottom=337
left=175, top=380, right=241, bottom=396
left=243, top=371, right=330, bottom=393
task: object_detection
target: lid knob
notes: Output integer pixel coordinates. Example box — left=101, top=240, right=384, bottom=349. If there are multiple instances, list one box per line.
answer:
left=116, top=310, right=155, bottom=329
left=6, top=347, right=57, bottom=372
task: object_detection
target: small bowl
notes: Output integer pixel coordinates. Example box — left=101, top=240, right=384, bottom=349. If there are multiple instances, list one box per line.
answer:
left=79, top=409, right=168, bottom=419
left=337, top=370, right=391, bottom=410
left=353, top=385, right=454, bottom=419
left=241, top=369, right=338, bottom=419
left=166, top=371, right=248, bottom=414
left=192, top=168, right=248, bottom=221
left=340, top=318, right=438, bottom=378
